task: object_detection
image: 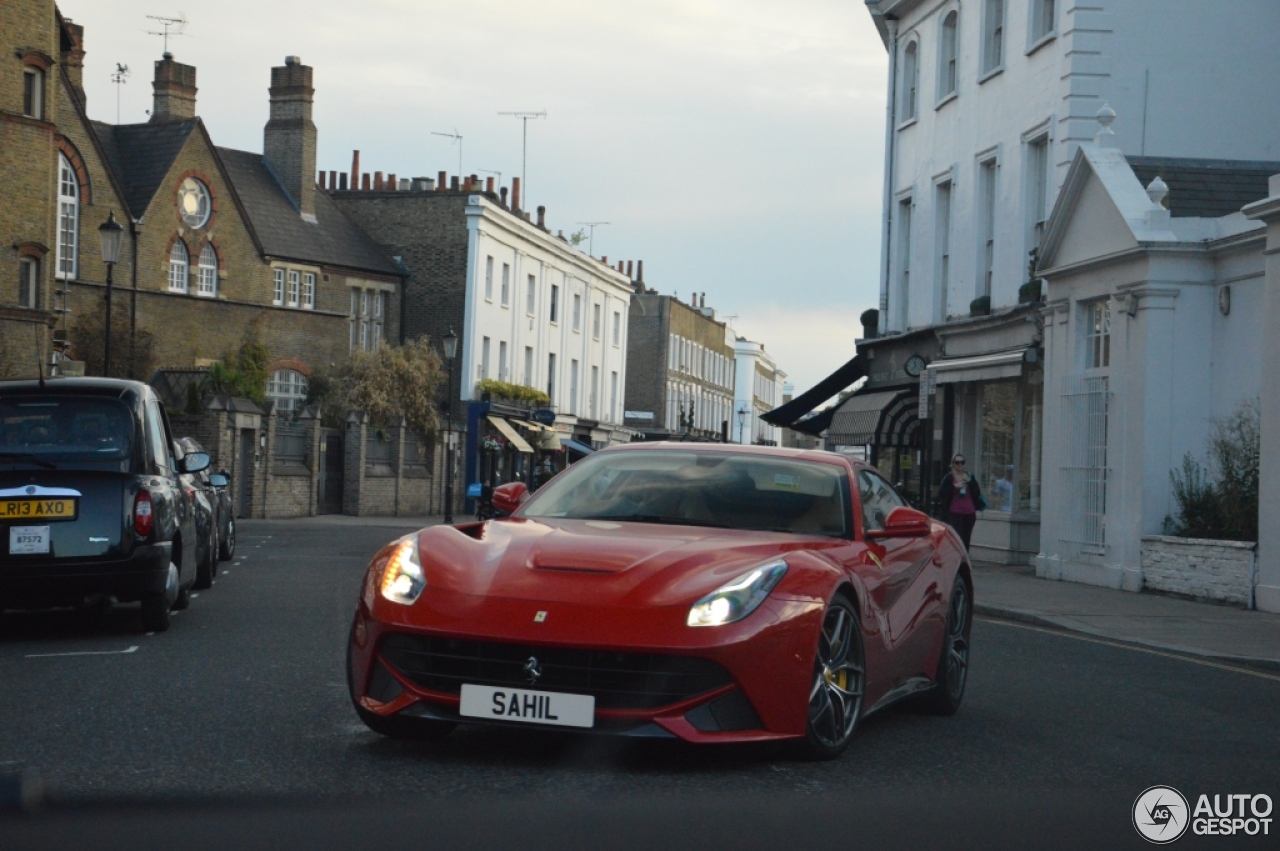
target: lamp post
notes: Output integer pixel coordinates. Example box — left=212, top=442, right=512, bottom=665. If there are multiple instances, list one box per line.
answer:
left=442, top=327, right=458, bottom=523
left=97, top=211, right=124, bottom=377
left=737, top=404, right=748, bottom=444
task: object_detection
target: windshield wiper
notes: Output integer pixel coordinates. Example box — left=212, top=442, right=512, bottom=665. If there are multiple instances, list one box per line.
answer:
left=0, top=452, right=56, bottom=469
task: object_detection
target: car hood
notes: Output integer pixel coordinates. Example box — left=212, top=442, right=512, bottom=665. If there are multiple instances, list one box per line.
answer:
left=415, top=517, right=837, bottom=608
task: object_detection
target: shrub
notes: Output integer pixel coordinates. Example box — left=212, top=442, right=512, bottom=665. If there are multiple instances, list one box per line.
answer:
left=1166, top=398, right=1260, bottom=541
left=969, top=295, right=991, bottom=315
left=475, top=378, right=550, bottom=407
left=307, top=337, right=445, bottom=440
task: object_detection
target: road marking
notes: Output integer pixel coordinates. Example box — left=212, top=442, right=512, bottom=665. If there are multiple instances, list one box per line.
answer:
left=191, top=593, right=199, bottom=599
left=27, top=646, right=139, bottom=659
left=978, top=617, right=1280, bottom=682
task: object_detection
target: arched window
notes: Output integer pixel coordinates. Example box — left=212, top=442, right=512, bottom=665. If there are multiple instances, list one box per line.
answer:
left=168, top=240, right=189, bottom=293
left=939, top=11, right=958, bottom=99
left=197, top=243, right=218, bottom=296
left=56, top=154, right=79, bottom=280
left=901, top=40, right=919, bottom=121
left=266, top=369, right=308, bottom=415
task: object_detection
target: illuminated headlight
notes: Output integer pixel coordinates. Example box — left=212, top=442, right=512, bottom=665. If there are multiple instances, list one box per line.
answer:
left=380, top=537, right=425, bottom=605
left=687, top=560, right=788, bottom=627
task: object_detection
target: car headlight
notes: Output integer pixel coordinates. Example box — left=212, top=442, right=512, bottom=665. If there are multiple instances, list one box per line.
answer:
left=380, top=537, right=425, bottom=605
left=687, top=560, right=788, bottom=627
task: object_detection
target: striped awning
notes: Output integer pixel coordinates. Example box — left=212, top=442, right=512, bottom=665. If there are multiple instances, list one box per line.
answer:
left=926, top=349, right=1025, bottom=384
left=826, top=388, right=921, bottom=448
left=487, top=416, right=534, bottom=453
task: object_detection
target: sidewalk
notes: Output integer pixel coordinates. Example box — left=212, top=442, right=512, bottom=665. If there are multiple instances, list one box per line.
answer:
left=972, top=562, right=1280, bottom=671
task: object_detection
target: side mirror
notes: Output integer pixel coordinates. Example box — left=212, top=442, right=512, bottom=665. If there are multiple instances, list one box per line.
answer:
left=181, top=452, right=211, bottom=474
left=865, top=506, right=932, bottom=540
left=491, top=481, right=529, bottom=514
left=208, top=473, right=229, bottom=487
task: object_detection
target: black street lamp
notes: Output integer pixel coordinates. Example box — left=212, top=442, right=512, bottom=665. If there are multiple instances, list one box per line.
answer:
left=97, top=211, right=124, bottom=377
left=442, top=327, right=458, bottom=523
left=736, top=404, right=749, bottom=444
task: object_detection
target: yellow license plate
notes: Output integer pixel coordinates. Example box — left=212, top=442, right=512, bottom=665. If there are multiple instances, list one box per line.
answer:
left=0, top=498, right=78, bottom=521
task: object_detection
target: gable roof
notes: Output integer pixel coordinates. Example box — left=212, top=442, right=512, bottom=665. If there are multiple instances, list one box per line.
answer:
left=90, top=119, right=199, bottom=216
left=1126, top=157, right=1280, bottom=219
left=216, top=147, right=400, bottom=276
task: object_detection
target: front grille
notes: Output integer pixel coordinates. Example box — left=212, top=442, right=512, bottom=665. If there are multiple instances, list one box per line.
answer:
left=378, top=633, right=734, bottom=711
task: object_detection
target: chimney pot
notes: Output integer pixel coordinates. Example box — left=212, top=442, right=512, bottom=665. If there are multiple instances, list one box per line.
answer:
left=500, top=186, right=509, bottom=205
left=361, top=173, right=371, bottom=190
left=317, top=170, right=325, bottom=190
left=637, top=260, right=644, bottom=282
left=486, top=177, right=495, bottom=193
left=437, top=171, right=447, bottom=192
left=374, top=171, right=384, bottom=190
left=536, top=205, right=546, bottom=228
left=285, top=55, right=301, bottom=66
left=450, top=175, right=460, bottom=191
left=626, top=260, right=633, bottom=278
left=398, top=178, right=410, bottom=191
left=511, top=177, right=522, bottom=211
left=387, top=173, right=397, bottom=189
left=339, top=173, right=348, bottom=190
left=329, top=170, right=337, bottom=190
left=351, top=151, right=361, bottom=190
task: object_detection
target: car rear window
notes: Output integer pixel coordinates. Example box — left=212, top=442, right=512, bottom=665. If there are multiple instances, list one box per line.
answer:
left=0, top=396, right=134, bottom=462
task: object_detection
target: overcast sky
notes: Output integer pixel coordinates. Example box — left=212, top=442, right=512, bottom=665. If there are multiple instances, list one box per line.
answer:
left=70, top=0, right=889, bottom=399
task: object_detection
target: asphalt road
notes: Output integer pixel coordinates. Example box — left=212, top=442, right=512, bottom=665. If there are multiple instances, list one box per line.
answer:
left=2, top=518, right=1278, bottom=848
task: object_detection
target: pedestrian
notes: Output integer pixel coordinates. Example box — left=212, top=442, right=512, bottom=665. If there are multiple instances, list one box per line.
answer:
left=936, top=453, right=984, bottom=551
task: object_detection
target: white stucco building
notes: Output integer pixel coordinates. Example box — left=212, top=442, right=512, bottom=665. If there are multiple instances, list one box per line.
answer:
left=1035, top=134, right=1277, bottom=609
left=462, top=196, right=635, bottom=446
left=848, top=0, right=1280, bottom=565
left=732, top=338, right=785, bottom=445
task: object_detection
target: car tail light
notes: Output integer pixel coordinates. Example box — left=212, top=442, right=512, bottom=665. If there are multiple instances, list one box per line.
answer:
left=134, top=490, right=154, bottom=539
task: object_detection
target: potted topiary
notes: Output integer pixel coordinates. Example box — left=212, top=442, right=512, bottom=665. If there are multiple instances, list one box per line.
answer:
left=969, top=295, right=991, bottom=316
left=859, top=308, right=880, bottom=339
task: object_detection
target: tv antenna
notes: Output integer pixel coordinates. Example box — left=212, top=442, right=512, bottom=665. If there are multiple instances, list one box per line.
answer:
left=110, top=63, right=130, bottom=123
left=430, top=129, right=463, bottom=180
left=476, top=168, right=502, bottom=188
left=497, top=110, right=546, bottom=203
left=575, top=221, right=610, bottom=256
left=146, top=13, right=187, bottom=55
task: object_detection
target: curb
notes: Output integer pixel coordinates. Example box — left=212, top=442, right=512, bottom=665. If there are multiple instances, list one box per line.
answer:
left=975, top=602, right=1280, bottom=674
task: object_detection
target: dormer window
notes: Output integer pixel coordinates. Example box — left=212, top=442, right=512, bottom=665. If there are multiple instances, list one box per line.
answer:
left=179, top=178, right=211, bottom=228
left=23, top=68, right=44, bottom=119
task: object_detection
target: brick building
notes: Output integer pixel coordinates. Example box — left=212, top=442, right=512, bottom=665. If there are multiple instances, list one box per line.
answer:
left=624, top=289, right=736, bottom=442
left=0, top=2, right=401, bottom=413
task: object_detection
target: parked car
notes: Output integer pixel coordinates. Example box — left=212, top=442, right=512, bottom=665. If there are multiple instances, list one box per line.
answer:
left=207, top=470, right=235, bottom=561
left=0, top=377, right=208, bottom=632
left=176, top=437, right=219, bottom=589
left=348, top=443, right=972, bottom=759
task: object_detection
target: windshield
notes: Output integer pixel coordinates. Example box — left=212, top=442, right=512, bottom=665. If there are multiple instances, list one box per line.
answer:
left=0, top=396, right=134, bottom=463
left=521, top=449, right=852, bottom=538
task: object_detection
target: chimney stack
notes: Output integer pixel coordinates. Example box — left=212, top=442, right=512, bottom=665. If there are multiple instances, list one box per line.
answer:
left=511, top=177, right=521, bottom=211
left=151, top=53, right=197, bottom=122
left=61, top=21, right=86, bottom=106
left=264, top=56, right=317, bottom=218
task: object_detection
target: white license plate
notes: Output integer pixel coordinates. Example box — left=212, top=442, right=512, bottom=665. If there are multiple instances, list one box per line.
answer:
left=10, top=526, right=51, bottom=555
left=459, top=684, right=595, bottom=728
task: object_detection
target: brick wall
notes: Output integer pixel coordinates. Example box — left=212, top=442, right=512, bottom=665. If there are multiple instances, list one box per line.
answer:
left=1141, top=535, right=1258, bottom=608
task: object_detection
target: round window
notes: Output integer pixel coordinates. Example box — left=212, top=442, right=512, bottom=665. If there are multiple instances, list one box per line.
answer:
left=178, top=177, right=211, bottom=228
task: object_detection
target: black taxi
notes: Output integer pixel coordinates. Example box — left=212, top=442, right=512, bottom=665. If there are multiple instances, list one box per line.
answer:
left=0, top=377, right=208, bottom=632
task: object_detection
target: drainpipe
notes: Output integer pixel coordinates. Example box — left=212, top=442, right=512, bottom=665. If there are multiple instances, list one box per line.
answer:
left=876, top=13, right=900, bottom=337
left=129, top=218, right=140, bottom=376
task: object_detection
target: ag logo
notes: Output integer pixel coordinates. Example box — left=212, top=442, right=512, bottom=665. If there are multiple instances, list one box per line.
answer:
left=1133, top=786, right=1190, bottom=844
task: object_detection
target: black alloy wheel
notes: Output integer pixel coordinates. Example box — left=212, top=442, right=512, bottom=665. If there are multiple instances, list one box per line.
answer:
left=218, top=516, right=235, bottom=561
left=796, top=595, right=865, bottom=760
left=920, top=577, right=972, bottom=715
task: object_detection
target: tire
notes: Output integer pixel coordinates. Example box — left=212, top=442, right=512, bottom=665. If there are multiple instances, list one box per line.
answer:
left=794, top=595, right=865, bottom=760
left=140, top=592, right=170, bottom=632
left=346, top=623, right=455, bottom=741
left=919, top=577, right=972, bottom=715
left=218, top=517, right=235, bottom=561
left=195, top=525, right=218, bottom=590
left=172, top=560, right=192, bottom=612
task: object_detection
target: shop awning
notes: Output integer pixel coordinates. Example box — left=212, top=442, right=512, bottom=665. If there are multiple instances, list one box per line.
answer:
left=826, top=388, right=921, bottom=447
left=561, top=438, right=595, bottom=456
left=761, top=353, right=866, bottom=427
left=513, top=419, right=553, bottom=433
left=487, top=416, right=534, bottom=453
left=927, top=349, right=1025, bottom=384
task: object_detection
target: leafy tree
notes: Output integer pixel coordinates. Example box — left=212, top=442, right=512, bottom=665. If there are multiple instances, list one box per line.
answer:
left=311, top=338, right=445, bottom=441
left=1167, top=398, right=1260, bottom=541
